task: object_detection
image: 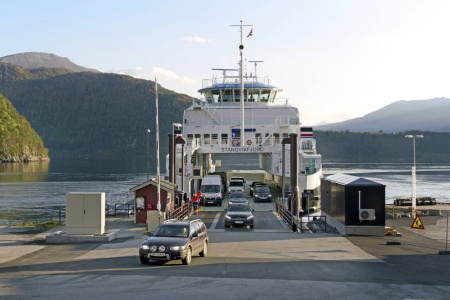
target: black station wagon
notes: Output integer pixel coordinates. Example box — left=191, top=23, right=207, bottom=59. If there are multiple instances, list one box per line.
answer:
left=139, top=219, right=208, bottom=265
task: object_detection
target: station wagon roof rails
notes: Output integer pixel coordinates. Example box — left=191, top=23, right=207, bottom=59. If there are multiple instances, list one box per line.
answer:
left=163, top=219, right=180, bottom=223
left=189, top=219, right=203, bottom=224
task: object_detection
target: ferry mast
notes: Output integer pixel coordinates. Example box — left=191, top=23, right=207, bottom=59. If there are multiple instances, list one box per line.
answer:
left=231, top=21, right=252, bottom=147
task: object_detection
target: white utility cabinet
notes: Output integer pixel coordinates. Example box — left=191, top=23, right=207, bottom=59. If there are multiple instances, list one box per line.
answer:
left=66, top=192, right=105, bottom=235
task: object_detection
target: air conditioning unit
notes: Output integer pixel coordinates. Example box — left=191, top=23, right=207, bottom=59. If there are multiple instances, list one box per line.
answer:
left=359, top=209, right=376, bottom=221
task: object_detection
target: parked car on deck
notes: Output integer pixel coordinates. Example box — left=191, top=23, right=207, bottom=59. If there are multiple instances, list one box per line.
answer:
left=228, top=191, right=249, bottom=205
left=139, top=219, right=208, bottom=265
left=225, top=203, right=254, bottom=228
left=253, top=185, right=272, bottom=202
left=228, top=179, right=245, bottom=194
left=200, top=175, right=223, bottom=206
left=250, top=181, right=267, bottom=196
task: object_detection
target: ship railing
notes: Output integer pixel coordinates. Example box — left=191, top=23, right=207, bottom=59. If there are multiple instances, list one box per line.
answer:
left=301, top=139, right=316, bottom=151
left=272, top=98, right=291, bottom=106
left=184, top=114, right=299, bottom=126
left=190, top=136, right=282, bottom=148
left=202, top=76, right=270, bottom=88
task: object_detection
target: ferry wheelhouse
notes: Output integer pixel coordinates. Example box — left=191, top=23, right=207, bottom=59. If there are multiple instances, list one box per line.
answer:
left=169, top=25, right=322, bottom=211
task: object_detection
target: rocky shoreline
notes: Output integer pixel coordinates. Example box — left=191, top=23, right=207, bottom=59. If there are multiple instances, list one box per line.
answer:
left=1, top=155, right=50, bottom=163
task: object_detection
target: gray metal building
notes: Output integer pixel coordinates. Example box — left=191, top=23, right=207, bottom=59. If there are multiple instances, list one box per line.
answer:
left=321, top=173, right=386, bottom=236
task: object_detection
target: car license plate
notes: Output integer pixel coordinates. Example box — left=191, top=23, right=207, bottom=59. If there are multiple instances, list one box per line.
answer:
left=150, top=253, right=166, bottom=257
left=235, top=221, right=243, bottom=224
left=208, top=201, right=213, bottom=203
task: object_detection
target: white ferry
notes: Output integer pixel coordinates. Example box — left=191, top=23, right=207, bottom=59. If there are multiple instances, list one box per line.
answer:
left=168, top=23, right=322, bottom=212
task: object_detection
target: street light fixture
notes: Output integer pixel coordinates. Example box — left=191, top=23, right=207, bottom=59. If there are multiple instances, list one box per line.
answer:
left=146, top=129, right=151, bottom=180
left=405, top=134, right=424, bottom=218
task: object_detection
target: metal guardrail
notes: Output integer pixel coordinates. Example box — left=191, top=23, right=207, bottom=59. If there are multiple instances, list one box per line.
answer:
left=110, top=203, right=134, bottom=217
left=55, top=203, right=134, bottom=225
left=167, top=202, right=192, bottom=220
left=299, top=216, right=328, bottom=233
left=275, top=200, right=295, bottom=231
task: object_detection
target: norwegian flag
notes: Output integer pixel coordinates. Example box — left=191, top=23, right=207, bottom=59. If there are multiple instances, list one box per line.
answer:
left=300, top=127, right=313, bottom=139
left=247, top=28, right=253, bottom=38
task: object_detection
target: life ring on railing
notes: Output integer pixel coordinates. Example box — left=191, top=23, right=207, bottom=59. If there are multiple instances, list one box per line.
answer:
left=246, top=140, right=252, bottom=146
left=232, top=140, right=239, bottom=146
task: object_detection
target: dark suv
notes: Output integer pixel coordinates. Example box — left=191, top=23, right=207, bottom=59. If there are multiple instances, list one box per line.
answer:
left=139, top=219, right=208, bottom=265
left=253, top=185, right=272, bottom=202
left=225, top=203, right=254, bottom=228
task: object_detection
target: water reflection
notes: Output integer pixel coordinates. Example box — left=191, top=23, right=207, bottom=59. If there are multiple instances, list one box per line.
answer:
left=0, top=161, right=50, bottom=182
left=1, top=157, right=449, bottom=225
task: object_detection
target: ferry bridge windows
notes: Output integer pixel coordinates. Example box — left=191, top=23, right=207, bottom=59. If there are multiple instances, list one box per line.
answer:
left=221, top=134, right=228, bottom=145
left=274, top=133, right=280, bottom=144
left=234, top=90, right=241, bottom=102
left=212, top=134, right=219, bottom=144
left=260, top=89, right=271, bottom=102
left=204, top=134, right=210, bottom=145
left=211, top=90, right=220, bottom=103
left=255, top=133, right=262, bottom=145
left=203, top=91, right=211, bottom=102
left=222, top=90, right=233, bottom=102
left=195, top=134, right=201, bottom=145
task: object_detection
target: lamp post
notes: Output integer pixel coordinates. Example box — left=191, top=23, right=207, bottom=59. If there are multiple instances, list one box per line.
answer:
left=405, top=134, right=424, bottom=218
left=172, top=123, right=182, bottom=185
left=175, top=137, right=186, bottom=207
left=146, top=129, right=151, bottom=180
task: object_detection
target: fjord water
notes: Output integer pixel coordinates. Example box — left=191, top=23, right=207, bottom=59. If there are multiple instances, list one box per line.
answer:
left=1, top=155, right=449, bottom=225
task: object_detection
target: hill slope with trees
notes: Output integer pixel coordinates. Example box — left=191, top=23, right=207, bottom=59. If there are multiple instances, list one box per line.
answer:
left=1, top=55, right=449, bottom=166
left=315, top=130, right=450, bottom=163
left=0, top=63, right=192, bottom=160
left=0, top=92, right=49, bottom=162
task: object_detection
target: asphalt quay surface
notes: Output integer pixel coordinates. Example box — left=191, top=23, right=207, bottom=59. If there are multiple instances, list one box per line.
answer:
left=1, top=211, right=450, bottom=299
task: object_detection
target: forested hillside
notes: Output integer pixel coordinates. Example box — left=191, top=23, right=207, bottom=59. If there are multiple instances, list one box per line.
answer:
left=0, top=93, right=49, bottom=162
left=1, top=62, right=449, bottom=166
left=315, top=130, right=450, bottom=163
left=0, top=63, right=192, bottom=159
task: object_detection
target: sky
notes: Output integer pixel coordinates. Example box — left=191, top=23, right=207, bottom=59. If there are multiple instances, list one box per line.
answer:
left=2, top=0, right=450, bottom=126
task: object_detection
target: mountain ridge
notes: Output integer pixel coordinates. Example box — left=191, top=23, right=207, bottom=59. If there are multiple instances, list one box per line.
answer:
left=1, top=52, right=449, bottom=165
left=0, top=52, right=99, bottom=73
left=315, top=97, right=450, bottom=133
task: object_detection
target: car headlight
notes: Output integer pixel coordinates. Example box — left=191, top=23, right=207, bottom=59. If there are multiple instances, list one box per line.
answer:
left=225, top=215, right=231, bottom=220
left=247, top=215, right=254, bottom=220
left=268, top=194, right=272, bottom=197
left=150, top=245, right=157, bottom=252
left=170, top=245, right=187, bottom=251
left=141, top=244, right=149, bottom=250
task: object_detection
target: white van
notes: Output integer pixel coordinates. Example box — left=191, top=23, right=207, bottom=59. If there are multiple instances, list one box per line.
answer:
left=200, top=175, right=223, bottom=206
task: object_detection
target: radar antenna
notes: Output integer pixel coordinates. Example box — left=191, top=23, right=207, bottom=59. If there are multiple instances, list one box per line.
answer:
left=249, top=60, right=263, bottom=80
left=212, top=68, right=238, bottom=83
